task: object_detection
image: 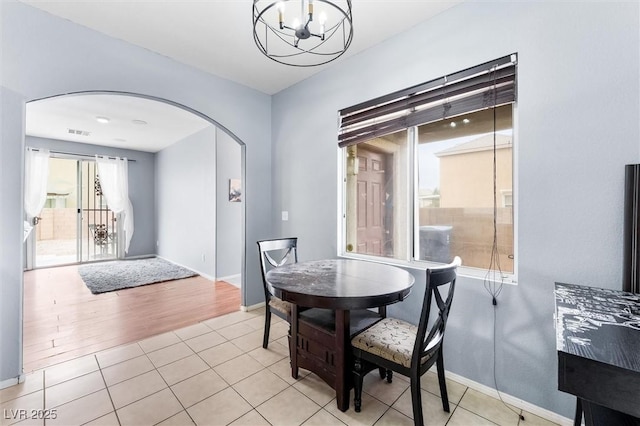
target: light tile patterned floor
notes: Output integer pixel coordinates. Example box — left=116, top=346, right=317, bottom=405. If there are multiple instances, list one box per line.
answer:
left=1, top=309, right=560, bottom=426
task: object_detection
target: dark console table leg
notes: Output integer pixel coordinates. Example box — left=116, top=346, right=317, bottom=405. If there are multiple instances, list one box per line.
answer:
left=574, top=398, right=582, bottom=426
left=581, top=399, right=640, bottom=426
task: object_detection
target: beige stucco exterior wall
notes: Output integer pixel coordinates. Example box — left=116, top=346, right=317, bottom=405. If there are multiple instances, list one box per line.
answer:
left=439, top=146, right=512, bottom=208
left=37, top=158, right=113, bottom=241
left=48, top=157, right=78, bottom=209
left=419, top=145, right=514, bottom=272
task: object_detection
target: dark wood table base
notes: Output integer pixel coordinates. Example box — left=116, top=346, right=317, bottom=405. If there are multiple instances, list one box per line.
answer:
left=290, top=306, right=383, bottom=411
left=267, top=259, right=414, bottom=412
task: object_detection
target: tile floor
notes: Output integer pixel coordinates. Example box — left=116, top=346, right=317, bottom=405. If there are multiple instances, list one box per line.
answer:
left=1, top=309, right=560, bottom=426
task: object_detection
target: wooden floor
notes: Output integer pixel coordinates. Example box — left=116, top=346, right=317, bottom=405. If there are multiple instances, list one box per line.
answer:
left=23, top=264, right=241, bottom=372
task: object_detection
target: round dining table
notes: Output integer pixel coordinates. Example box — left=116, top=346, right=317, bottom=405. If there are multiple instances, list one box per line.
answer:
left=266, top=258, right=415, bottom=411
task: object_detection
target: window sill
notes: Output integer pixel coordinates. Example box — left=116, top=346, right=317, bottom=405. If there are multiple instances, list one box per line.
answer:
left=337, top=253, right=517, bottom=285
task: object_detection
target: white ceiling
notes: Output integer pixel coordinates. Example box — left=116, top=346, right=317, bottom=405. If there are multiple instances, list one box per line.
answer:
left=26, top=94, right=212, bottom=152
left=20, top=0, right=461, bottom=95
left=21, top=0, right=462, bottom=151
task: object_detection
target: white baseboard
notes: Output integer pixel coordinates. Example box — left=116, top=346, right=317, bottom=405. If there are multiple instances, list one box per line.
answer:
left=155, top=255, right=215, bottom=281
left=445, top=371, right=573, bottom=426
left=0, top=374, right=25, bottom=390
left=241, top=302, right=266, bottom=312
left=196, top=271, right=216, bottom=281
left=217, top=274, right=241, bottom=288
left=123, top=254, right=156, bottom=260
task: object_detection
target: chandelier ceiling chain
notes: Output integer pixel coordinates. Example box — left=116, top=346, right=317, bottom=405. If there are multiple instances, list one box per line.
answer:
left=253, top=0, right=353, bottom=67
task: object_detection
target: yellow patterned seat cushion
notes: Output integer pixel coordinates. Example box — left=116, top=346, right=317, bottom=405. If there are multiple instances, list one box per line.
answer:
left=268, top=297, right=292, bottom=316
left=352, top=317, right=431, bottom=368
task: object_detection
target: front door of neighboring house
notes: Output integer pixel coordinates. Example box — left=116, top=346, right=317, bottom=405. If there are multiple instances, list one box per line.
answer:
left=356, top=147, right=388, bottom=256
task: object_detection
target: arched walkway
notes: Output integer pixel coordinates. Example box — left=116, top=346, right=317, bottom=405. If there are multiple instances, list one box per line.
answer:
left=22, top=91, right=247, bottom=371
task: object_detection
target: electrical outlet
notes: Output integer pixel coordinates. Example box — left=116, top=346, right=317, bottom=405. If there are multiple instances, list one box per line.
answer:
left=201, top=254, right=206, bottom=262
left=282, top=211, right=289, bottom=221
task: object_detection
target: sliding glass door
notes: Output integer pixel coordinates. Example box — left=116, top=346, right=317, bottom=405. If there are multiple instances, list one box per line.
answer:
left=34, top=157, right=78, bottom=267
left=34, top=157, right=118, bottom=267
left=80, top=160, right=118, bottom=262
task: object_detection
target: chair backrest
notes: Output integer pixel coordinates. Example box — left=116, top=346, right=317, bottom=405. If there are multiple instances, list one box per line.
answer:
left=412, top=256, right=461, bottom=370
left=257, top=237, right=298, bottom=298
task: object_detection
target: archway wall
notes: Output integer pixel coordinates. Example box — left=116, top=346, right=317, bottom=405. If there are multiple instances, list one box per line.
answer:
left=156, top=125, right=218, bottom=279
left=1, top=1, right=272, bottom=381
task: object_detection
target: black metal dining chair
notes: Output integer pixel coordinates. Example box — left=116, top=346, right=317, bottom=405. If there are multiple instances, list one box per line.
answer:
left=351, top=256, right=462, bottom=426
left=257, top=237, right=298, bottom=348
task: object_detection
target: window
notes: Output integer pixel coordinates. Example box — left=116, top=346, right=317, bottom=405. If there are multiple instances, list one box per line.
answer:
left=44, top=194, right=68, bottom=209
left=340, top=55, right=516, bottom=276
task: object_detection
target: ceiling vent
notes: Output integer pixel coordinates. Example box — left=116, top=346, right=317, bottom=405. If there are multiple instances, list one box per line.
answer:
left=68, top=128, right=91, bottom=136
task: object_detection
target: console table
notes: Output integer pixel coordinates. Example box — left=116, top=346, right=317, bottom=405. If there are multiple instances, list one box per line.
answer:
left=554, top=283, right=640, bottom=425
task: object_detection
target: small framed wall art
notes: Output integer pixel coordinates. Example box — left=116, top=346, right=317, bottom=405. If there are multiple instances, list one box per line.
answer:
left=229, top=178, right=242, bottom=202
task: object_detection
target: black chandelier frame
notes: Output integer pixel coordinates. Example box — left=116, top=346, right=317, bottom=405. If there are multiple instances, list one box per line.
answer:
left=253, top=0, right=353, bottom=67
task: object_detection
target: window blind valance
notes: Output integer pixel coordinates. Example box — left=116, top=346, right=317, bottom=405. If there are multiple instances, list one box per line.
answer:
left=338, top=54, right=517, bottom=148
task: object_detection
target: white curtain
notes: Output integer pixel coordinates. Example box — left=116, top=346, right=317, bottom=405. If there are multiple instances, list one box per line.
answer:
left=24, top=147, right=50, bottom=220
left=96, top=155, right=134, bottom=253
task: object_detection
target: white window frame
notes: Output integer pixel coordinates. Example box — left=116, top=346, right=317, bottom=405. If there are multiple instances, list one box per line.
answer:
left=337, top=106, right=518, bottom=285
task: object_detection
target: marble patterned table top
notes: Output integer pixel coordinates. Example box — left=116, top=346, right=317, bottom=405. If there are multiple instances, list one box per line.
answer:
left=555, top=282, right=640, bottom=372
left=266, top=258, right=414, bottom=310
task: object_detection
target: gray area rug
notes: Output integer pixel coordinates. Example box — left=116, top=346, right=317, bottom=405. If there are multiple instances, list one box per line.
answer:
left=78, top=257, right=198, bottom=294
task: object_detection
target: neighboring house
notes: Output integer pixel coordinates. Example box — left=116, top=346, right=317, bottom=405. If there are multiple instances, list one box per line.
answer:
left=418, top=188, right=440, bottom=208
left=436, top=133, right=513, bottom=209
left=418, top=134, right=514, bottom=271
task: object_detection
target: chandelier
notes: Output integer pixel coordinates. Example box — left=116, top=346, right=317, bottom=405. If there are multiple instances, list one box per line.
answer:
left=253, top=0, right=353, bottom=67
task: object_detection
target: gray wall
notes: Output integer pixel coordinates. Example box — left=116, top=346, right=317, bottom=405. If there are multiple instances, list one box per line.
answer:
left=1, top=0, right=272, bottom=382
left=156, top=126, right=217, bottom=277
left=271, top=1, right=639, bottom=419
left=0, top=87, right=26, bottom=383
left=216, top=128, right=243, bottom=279
left=26, top=137, right=156, bottom=258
